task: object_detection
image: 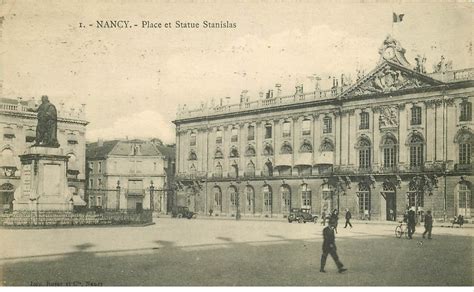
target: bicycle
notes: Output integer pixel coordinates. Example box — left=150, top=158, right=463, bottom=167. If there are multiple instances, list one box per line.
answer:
left=395, top=221, right=409, bottom=238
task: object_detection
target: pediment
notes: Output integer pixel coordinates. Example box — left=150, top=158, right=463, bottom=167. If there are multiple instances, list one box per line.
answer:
left=340, top=61, right=444, bottom=99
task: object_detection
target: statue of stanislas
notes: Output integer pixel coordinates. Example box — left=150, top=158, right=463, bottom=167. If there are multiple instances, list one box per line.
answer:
left=29, top=95, right=60, bottom=147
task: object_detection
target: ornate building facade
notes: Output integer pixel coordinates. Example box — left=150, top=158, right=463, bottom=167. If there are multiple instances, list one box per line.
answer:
left=86, top=139, right=175, bottom=213
left=173, top=37, right=473, bottom=221
left=0, top=97, right=88, bottom=212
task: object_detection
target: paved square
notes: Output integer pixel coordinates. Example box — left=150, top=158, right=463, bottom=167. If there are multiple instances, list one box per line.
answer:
left=0, top=218, right=472, bottom=286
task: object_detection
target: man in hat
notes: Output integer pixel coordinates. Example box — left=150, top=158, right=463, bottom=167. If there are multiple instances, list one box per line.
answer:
left=407, top=208, right=416, bottom=239
left=422, top=210, right=433, bottom=239
left=320, top=218, right=347, bottom=273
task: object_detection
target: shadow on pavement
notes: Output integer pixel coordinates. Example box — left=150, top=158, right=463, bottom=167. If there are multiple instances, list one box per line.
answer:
left=1, top=232, right=472, bottom=286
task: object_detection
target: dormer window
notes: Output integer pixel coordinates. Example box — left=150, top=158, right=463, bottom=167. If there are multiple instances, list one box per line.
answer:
left=132, top=144, right=141, bottom=155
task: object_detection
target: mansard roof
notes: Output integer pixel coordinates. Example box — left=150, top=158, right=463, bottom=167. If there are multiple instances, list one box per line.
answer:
left=339, top=60, right=444, bottom=100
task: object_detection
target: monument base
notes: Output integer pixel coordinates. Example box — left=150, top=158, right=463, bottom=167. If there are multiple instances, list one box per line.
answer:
left=13, top=146, right=73, bottom=211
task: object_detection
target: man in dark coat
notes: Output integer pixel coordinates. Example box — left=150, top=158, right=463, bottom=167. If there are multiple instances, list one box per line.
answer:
left=407, top=209, right=416, bottom=239
left=30, top=95, right=59, bottom=147
left=344, top=208, right=352, bottom=228
left=422, top=210, right=433, bottom=239
left=330, top=208, right=339, bottom=233
left=320, top=218, right=347, bottom=273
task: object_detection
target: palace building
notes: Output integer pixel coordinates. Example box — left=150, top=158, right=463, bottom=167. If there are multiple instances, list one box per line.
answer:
left=0, top=97, right=88, bottom=212
left=173, top=37, right=473, bottom=222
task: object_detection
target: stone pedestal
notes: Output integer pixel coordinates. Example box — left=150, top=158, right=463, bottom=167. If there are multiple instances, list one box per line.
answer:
left=13, top=147, right=73, bottom=211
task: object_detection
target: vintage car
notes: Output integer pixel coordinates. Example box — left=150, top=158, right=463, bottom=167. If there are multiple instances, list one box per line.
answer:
left=288, top=208, right=318, bottom=223
left=171, top=206, right=197, bottom=219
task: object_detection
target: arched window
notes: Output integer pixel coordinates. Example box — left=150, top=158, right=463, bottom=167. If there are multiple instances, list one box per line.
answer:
left=263, top=144, right=274, bottom=156
left=357, top=183, right=371, bottom=219
left=229, top=147, right=239, bottom=158
left=214, top=148, right=223, bottom=159
left=382, top=136, right=398, bottom=169
left=213, top=186, right=222, bottom=211
left=323, top=117, right=332, bottom=133
left=280, top=142, right=293, bottom=154
left=299, top=141, right=313, bottom=153
left=263, top=185, right=272, bottom=212
left=214, top=162, right=223, bottom=178
left=301, top=184, right=311, bottom=209
left=263, top=160, right=273, bottom=177
left=458, top=182, right=472, bottom=217
left=409, top=133, right=424, bottom=168
left=357, top=137, right=371, bottom=170
left=456, top=131, right=473, bottom=166
left=245, top=186, right=255, bottom=214
left=245, top=161, right=256, bottom=177
left=320, top=139, right=334, bottom=152
left=280, top=185, right=291, bottom=213
left=245, top=146, right=256, bottom=157
left=229, top=186, right=238, bottom=210
left=188, top=150, right=198, bottom=161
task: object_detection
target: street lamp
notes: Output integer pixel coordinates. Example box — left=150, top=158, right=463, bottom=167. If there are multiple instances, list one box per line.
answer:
left=235, top=179, right=242, bottom=220
left=150, top=181, right=155, bottom=212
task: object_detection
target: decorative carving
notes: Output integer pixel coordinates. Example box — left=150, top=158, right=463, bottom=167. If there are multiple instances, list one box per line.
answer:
left=379, top=106, right=399, bottom=128
left=414, top=55, right=427, bottom=74
left=378, top=35, right=410, bottom=67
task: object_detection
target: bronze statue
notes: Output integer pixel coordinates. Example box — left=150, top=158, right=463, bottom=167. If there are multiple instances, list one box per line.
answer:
left=29, top=95, right=60, bottom=147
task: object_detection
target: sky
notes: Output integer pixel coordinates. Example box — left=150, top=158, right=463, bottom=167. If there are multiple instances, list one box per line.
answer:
left=0, top=0, right=472, bottom=144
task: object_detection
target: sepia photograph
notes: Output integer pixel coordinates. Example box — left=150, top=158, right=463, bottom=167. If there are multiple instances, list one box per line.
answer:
left=0, top=0, right=472, bottom=287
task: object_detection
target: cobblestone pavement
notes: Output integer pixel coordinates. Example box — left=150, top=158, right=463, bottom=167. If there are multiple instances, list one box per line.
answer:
left=1, top=218, right=472, bottom=286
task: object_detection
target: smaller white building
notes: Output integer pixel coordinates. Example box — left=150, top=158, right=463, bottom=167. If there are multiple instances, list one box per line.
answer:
left=86, top=139, right=175, bottom=213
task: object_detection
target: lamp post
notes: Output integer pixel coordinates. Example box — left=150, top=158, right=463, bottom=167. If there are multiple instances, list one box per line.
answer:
left=116, top=180, right=121, bottom=210
left=235, top=179, right=242, bottom=221
left=150, top=181, right=155, bottom=212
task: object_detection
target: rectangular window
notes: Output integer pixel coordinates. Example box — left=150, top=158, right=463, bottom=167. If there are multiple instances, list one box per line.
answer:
left=231, top=128, right=238, bottom=142
left=216, top=130, right=222, bottom=144
left=98, top=162, right=102, bottom=173
left=248, top=125, right=255, bottom=141
left=358, top=192, right=370, bottom=215
left=459, top=144, right=471, bottom=165
left=96, top=196, right=102, bottom=207
left=323, top=118, right=332, bottom=134
left=410, top=146, right=423, bottom=167
left=89, top=179, right=93, bottom=188
left=359, top=149, right=371, bottom=169
left=408, top=192, right=424, bottom=208
left=190, top=133, right=196, bottom=146
left=265, top=125, right=272, bottom=139
left=360, top=112, right=369, bottom=130
left=383, top=148, right=396, bottom=168
left=460, top=102, right=472, bottom=122
left=302, top=120, right=311, bottom=136
left=282, top=122, right=291, bottom=137
left=302, top=191, right=311, bottom=208
left=89, top=162, right=94, bottom=174
left=411, top=106, right=422, bottom=125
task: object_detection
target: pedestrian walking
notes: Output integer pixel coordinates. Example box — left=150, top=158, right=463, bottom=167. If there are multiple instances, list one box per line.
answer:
left=344, top=209, right=352, bottom=228
left=422, top=210, right=433, bottom=239
left=321, top=210, right=327, bottom=226
left=407, top=208, right=416, bottom=239
left=330, top=209, right=339, bottom=233
left=320, top=218, right=347, bottom=273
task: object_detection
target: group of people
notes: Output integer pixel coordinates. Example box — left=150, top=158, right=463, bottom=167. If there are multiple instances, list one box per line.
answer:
left=319, top=207, right=438, bottom=274
left=404, top=208, right=433, bottom=239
